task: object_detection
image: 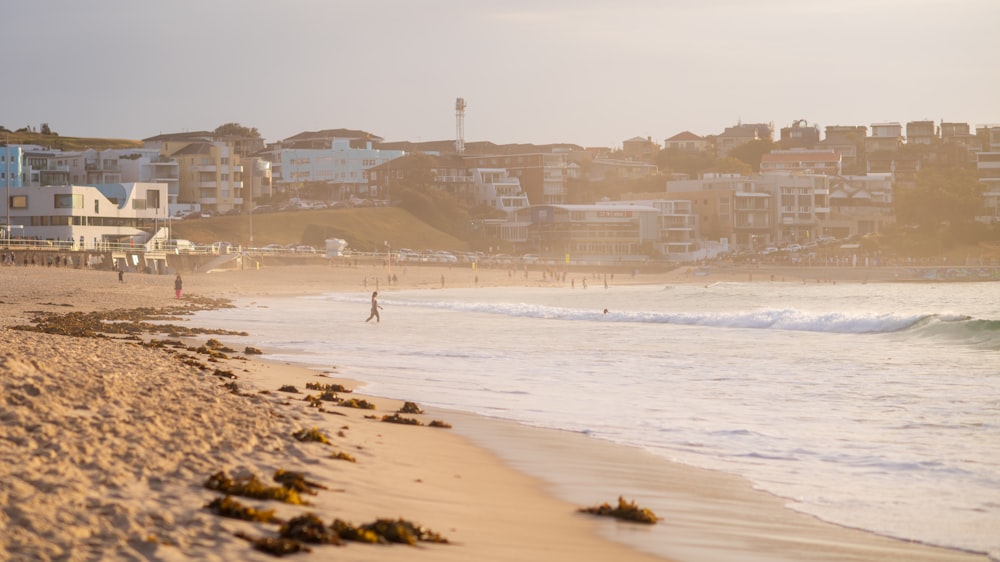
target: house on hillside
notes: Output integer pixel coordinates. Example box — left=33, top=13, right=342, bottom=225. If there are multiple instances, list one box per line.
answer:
left=663, top=131, right=709, bottom=153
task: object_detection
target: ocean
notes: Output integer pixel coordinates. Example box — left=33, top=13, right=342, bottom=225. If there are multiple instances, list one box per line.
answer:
left=191, top=280, right=1000, bottom=559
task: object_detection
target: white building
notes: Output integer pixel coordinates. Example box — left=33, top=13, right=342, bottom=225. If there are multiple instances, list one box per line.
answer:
left=3, top=182, right=168, bottom=249
left=469, top=168, right=529, bottom=214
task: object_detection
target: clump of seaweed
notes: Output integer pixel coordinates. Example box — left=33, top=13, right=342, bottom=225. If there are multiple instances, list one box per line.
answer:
left=212, top=368, right=236, bottom=379
left=331, top=451, right=356, bottom=463
left=339, top=398, right=375, bottom=410
left=331, top=518, right=449, bottom=545
left=222, top=381, right=245, bottom=395
left=245, top=346, right=263, bottom=355
left=278, top=385, right=299, bottom=393
left=204, top=471, right=304, bottom=505
left=429, top=420, right=452, bottom=429
left=279, top=514, right=341, bottom=545
left=205, top=495, right=279, bottom=523
left=235, top=532, right=310, bottom=556
left=306, top=381, right=352, bottom=393
left=381, top=413, right=422, bottom=426
left=578, top=496, right=658, bottom=524
left=273, top=469, right=328, bottom=495
left=397, top=401, right=424, bottom=414
left=292, top=427, right=331, bottom=444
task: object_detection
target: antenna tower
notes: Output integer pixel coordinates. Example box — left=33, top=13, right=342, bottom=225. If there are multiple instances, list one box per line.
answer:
left=455, top=97, right=466, bottom=154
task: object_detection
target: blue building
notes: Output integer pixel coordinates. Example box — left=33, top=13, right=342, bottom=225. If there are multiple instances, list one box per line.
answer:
left=278, top=137, right=405, bottom=200
left=2, top=145, right=25, bottom=188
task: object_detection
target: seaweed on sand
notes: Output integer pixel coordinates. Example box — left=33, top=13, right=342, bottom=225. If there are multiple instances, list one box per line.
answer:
left=204, top=471, right=305, bottom=505
left=339, top=398, right=375, bottom=410
left=205, top=495, right=280, bottom=523
left=305, top=381, right=352, bottom=393
left=381, top=413, right=422, bottom=426
left=279, top=513, right=341, bottom=545
left=397, top=401, right=424, bottom=414
left=331, top=518, right=450, bottom=545
left=292, top=427, right=331, bottom=444
left=235, top=532, right=310, bottom=556
left=273, top=469, right=328, bottom=495
left=578, top=496, right=658, bottom=524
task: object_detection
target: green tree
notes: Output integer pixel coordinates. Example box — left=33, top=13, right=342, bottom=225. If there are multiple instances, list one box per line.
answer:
left=656, top=148, right=715, bottom=178
left=896, top=167, right=984, bottom=231
left=710, top=156, right=753, bottom=176
left=214, top=122, right=261, bottom=138
left=727, top=139, right=774, bottom=172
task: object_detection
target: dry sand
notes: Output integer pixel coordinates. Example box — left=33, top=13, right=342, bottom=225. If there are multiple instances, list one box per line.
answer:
left=0, top=262, right=992, bottom=561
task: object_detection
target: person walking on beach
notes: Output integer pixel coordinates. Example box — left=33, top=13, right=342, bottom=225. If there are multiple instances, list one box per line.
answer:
left=365, top=291, right=383, bottom=323
left=174, top=274, right=183, bottom=299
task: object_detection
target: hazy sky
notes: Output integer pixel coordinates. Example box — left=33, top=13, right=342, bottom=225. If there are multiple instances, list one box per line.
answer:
left=3, top=0, right=997, bottom=147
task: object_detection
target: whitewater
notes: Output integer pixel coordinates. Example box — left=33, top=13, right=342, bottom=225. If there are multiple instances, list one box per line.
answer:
left=192, top=280, right=1000, bottom=559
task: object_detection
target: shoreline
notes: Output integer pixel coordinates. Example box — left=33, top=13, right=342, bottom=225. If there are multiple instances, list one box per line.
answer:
left=0, top=264, right=992, bottom=561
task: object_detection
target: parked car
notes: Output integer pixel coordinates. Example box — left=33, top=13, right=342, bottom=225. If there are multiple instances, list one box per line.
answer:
left=211, top=241, right=234, bottom=254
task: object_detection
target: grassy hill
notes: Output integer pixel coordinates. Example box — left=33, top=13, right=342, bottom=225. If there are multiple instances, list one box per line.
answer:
left=0, top=131, right=142, bottom=150
left=169, top=207, right=470, bottom=253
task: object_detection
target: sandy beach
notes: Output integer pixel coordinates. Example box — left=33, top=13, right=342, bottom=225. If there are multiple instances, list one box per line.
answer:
left=0, top=262, right=992, bottom=561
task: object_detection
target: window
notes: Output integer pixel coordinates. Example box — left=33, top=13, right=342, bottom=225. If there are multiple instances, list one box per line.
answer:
left=54, top=194, right=83, bottom=209
left=10, top=195, right=27, bottom=209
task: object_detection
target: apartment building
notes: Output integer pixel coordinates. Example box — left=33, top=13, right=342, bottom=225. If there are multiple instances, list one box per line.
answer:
left=976, top=124, right=1000, bottom=222
left=1, top=145, right=25, bottom=188
left=605, top=198, right=699, bottom=258
left=273, top=138, right=404, bottom=201
left=511, top=203, right=660, bottom=260
left=760, top=149, right=842, bottom=176
left=906, top=120, right=938, bottom=146
left=779, top=120, right=820, bottom=149
left=144, top=132, right=244, bottom=215
left=463, top=150, right=570, bottom=205
left=866, top=122, right=903, bottom=153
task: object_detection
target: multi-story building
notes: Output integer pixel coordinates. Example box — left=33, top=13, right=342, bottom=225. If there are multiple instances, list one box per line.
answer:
left=606, top=198, right=699, bottom=259
left=976, top=124, right=1000, bottom=222
left=906, top=120, right=938, bottom=146
left=468, top=168, right=530, bottom=214
left=760, top=149, right=842, bottom=176
left=3, top=182, right=168, bottom=249
left=144, top=132, right=244, bottom=215
left=819, top=125, right=867, bottom=173
left=866, top=122, right=903, bottom=153
left=511, top=203, right=660, bottom=260
left=1, top=144, right=25, bottom=188
left=587, top=158, right=659, bottom=182
left=779, top=120, right=820, bottom=149
left=463, top=150, right=571, bottom=205
left=825, top=175, right=894, bottom=239
left=278, top=138, right=404, bottom=201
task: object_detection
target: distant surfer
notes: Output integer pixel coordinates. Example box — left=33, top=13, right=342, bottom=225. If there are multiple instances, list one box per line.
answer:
left=365, top=291, right=383, bottom=323
left=603, top=308, right=609, bottom=315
